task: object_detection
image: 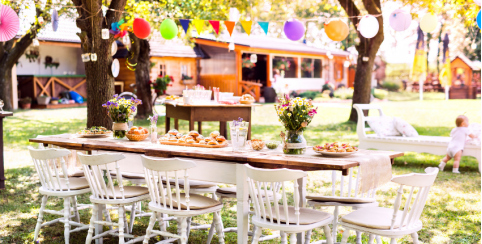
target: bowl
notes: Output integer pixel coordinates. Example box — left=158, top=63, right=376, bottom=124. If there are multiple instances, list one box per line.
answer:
left=248, top=139, right=265, bottom=151
left=126, top=133, right=149, bottom=141
left=266, top=141, right=281, bottom=150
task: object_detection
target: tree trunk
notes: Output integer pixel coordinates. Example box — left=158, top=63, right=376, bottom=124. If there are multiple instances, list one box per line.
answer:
left=128, top=33, right=152, bottom=119
left=0, top=65, right=13, bottom=111
left=73, top=0, right=127, bottom=129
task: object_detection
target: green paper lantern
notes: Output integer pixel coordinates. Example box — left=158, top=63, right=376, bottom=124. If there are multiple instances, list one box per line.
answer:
left=160, top=19, right=178, bottom=40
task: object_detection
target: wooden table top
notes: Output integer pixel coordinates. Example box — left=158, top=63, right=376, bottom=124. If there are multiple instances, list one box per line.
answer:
left=0, top=112, right=13, bottom=118
left=29, top=135, right=404, bottom=174
left=165, top=103, right=261, bottom=108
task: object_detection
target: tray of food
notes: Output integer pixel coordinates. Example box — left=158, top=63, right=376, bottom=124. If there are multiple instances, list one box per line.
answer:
left=239, top=94, right=255, bottom=104
left=126, top=126, right=149, bottom=141
left=313, top=142, right=358, bottom=157
left=77, top=127, right=112, bottom=138
left=159, top=129, right=228, bottom=148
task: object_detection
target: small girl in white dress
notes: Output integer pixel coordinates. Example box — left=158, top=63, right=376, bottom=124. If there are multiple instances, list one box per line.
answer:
left=439, top=115, right=477, bottom=173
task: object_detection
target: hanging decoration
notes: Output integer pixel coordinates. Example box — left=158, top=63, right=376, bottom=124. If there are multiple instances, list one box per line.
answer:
left=439, top=33, right=451, bottom=87
left=250, top=54, right=257, bottom=63
left=110, top=19, right=132, bottom=38
left=81, top=53, right=91, bottom=62
left=111, top=41, right=118, bottom=56
left=122, top=35, right=131, bottom=49
left=133, top=18, right=151, bottom=39
left=324, top=19, right=348, bottom=41
left=240, top=20, right=252, bottom=35
left=209, top=20, right=220, bottom=35
left=229, top=42, right=235, bottom=50
left=358, top=15, right=379, bottom=38
left=52, top=9, right=59, bottom=32
left=477, top=10, right=481, bottom=29
left=0, top=5, right=20, bottom=42
left=284, top=19, right=305, bottom=41
left=224, top=21, right=236, bottom=36
left=420, top=13, right=437, bottom=33
left=102, top=28, right=110, bottom=39
left=112, top=59, right=120, bottom=78
left=258, top=21, right=269, bottom=35
left=475, top=0, right=481, bottom=6
left=389, top=9, right=411, bottom=31
left=91, top=53, right=97, bottom=62
left=160, top=18, right=178, bottom=40
left=179, top=19, right=190, bottom=34
left=192, top=19, right=204, bottom=35
left=410, top=25, right=427, bottom=80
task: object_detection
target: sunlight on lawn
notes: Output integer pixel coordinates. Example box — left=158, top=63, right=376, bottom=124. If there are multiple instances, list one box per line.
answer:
left=0, top=100, right=480, bottom=243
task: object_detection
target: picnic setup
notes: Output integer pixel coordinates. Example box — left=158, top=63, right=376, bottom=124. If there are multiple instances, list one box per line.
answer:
left=0, top=0, right=481, bottom=243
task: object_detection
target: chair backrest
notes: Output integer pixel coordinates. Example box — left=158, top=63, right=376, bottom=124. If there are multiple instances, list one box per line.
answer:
left=28, top=146, right=72, bottom=191
left=330, top=167, right=376, bottom=199
left=389, top=167, right=439, bottom=230
left=245, top=164, right=307, bottom=226
left=141, top=155, right=197, bottom=211
left=353, top=104, right=385, bottom=139
left=78, top=152, right=126, bottom=200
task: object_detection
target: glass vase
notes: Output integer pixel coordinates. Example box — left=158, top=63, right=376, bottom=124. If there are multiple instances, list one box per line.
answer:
left=113, top=122, right=128, bottom=139
left=150, top=124, right=158, bottom=144
left=229, top=121, right=249, bottom=152
left=283, top=130, right=307, bottom=155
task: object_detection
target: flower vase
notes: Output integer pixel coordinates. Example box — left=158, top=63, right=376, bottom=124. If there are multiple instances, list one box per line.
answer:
left=150, top=124, right=158, bottom=143
left=283, top=130, right=307, bottom=155
left=113, top=122, right=128, bottom=139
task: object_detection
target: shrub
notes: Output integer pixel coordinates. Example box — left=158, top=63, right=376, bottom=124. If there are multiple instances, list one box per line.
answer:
left=297, top=91, right=320, bottom=100
left=334, top=88, right=354, bottom=99
left=373, top=89, right=388, bottom=100
left=382, top=81, right=401, bottom=91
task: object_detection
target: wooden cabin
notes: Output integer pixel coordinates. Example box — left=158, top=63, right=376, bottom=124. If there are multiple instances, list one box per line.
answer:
left=194, top=34, right=353, bottom=102
left=449, top=54, right=481, bottom=99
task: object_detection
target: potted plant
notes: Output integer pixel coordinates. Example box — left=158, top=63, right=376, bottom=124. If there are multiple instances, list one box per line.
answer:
left=19, top=97, right=32, bottom=109
left=181, top=74, right=194, bottom=85
left=37, top=95, right=51, bottom=105
left=50, top=97, right=59, bottom=105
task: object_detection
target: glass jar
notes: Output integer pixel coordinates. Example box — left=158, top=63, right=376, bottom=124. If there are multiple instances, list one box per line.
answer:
left=229, top=121, right=249, bottom=152
left=150, top=124, right=158, bottom=144
left=283, top=130, right=307, bottom=155
left=113, top=122, right=128, bottom=139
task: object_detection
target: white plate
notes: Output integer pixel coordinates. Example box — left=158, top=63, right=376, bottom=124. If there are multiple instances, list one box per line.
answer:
left=314, top=150, right=358, bottom=157
left=111, top=42, right=118, bottom=56
left=112, top=59, right=120, bottom=78
left=77, top=133, right=111, bottom=138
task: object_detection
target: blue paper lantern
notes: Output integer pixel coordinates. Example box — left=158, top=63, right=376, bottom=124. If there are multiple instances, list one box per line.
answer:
left=477, top=10, right=481, bottom=29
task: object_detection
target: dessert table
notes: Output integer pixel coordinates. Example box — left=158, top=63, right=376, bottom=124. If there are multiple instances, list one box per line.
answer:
left=165, top=103, right=260, bottom=140
left=29, top=135, right=403, bottom=244
left=0, top=112, right=12, bottom=190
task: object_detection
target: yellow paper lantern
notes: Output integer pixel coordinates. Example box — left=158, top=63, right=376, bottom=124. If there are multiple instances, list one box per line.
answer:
left=420, top=13, right=438, bottom=33
left=324, top=19, right=349, bottom=42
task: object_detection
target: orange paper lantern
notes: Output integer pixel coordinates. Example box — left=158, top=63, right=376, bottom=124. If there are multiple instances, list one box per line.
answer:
left=324, top=19, right=349, bottom=42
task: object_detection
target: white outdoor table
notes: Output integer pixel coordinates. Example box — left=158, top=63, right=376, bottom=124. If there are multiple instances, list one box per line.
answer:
left=29, top=135, right=403, bottom=244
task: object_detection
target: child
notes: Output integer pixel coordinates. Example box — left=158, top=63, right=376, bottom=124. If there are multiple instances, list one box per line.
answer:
left=439, top=115, right=477, bottom=173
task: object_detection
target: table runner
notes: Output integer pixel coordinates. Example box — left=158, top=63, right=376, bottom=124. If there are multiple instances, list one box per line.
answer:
left=37, top=134, right=392, bottom=193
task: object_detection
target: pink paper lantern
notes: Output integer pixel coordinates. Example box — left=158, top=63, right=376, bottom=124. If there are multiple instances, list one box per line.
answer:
left=0, top=5, right=20, bottom=42
left=389, top=9, right=412, bottom=31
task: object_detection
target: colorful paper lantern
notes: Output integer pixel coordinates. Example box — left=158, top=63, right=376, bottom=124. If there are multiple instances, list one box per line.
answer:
left=358, top=15, right=379, bottom=38
left=420, top=13, right=438, bottom=33
left=475, top=0, right=481, bottom=6
left=324, top=19, right=348, bottom=42
left=133, top=18, right=150, bottom=39
left=284, top=19, right=305, bottom=41
left=0, top=5, right=20, bottom=42
left=52, top=9, right=59, bottom=32
left=160, top=19, right=178, bottom=40
left=389, top=9, right=412, bottom=31
left=477, top=10, right=481, bottom=29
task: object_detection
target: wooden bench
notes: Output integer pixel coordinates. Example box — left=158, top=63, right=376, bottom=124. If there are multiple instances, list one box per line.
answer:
left=353, top=103, right=481, bottom=172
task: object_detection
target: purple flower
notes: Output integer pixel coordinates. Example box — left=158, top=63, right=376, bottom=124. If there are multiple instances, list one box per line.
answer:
left=113, top=94, right=118, bottom=98
left=238, top=117, right=243, bottom=122
left=130, top=106, right=137, bottom=112
left=284, top=94, right=290, bottom=101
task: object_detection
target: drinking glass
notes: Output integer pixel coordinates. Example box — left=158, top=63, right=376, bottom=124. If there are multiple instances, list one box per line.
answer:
left=229, top=121, right=249, bottom=152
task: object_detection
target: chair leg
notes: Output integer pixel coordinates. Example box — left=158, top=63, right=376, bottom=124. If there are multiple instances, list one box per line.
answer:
left=143, top=211, right=157, bottom=244
left=289, top=233, right=297, bottom=243
left=251, top=226, right=262, bottom=244
left=411, top=232, right=419, bottom=244
left=390, top=238, right=397, bottom=244
left=85, top=203, right=98, bottom=244
left=332, top=206, right=339, bottom=242
left=323, top=225, right=333, bottom=244
left=304, top=230, right=312, bottom=244
left=72, top=196, right=80, bottom=223
left=206, top=219, right=216, bottom=244
left=64, top=197, right=71, bottom=244
left=180, top=217, right=188, bottom=244
left=34, top=195, right=48, bottom=242
left=123, top=206, right=129, bottom=235
left=214, top=212, right=225, bottom=244
left=368, top=234, right=375, bottom=244
left=356, top=231, right=362, bottom=244
left=340, top=228, right=350, bottom=244
left=104, top=204, right=113, bottom=231
left=280, top=231, right=287, bottom=244
left=186, top=217, right=192, bottom=240
left=129, top=202, right=136, bottom=234
left=118, top=206, right=125, bottom=244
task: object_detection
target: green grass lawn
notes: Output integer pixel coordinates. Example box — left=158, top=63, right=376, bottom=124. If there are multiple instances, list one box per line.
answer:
left=0, top=100, right=480, bottom=243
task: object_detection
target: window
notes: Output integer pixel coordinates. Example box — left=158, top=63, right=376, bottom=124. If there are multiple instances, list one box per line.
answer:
left=181, top=64, right=188, bottom=76
left=301, top=58, right=323, bottom=78
left=273, top=56, right=297, bottom=78
left=159, top=64, right=167, bottom=77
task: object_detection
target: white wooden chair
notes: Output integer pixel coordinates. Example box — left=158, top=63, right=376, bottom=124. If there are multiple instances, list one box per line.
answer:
left=29, top=146, right=91, bottom=244
left=353, top=104, right=481, bottom=172
left=245, top=164, right=334, bottom=244
left=141, top=155, right=225, bottom=244
left=78, top=152, right=151, bottom=244
left=339, top=167, right=439, bottom=244
left=306, top=168, right=380, bottom=244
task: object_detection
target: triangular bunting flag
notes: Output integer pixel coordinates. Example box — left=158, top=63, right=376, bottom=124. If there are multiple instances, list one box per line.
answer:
left=224, top=21, right=236, bottom=37
left=179, top=19, right=191, bottom=34
left=240, top=20, right=252, bottom=36
left=258, top=21, right=269, bottom=35
left=192, top=19, right=204, bottom=35
left=209, top=20, right=220, bottom=35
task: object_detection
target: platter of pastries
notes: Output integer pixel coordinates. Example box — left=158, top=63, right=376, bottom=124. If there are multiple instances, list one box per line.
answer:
left=159, top=129, right=228, bottom=148
left=77, top=126, right=112, bottom=138
left=126, top=126, right=149, bottom=141
left=313, top=142, right=358, bottom=157
left=240, top=94, right=255, bottom=104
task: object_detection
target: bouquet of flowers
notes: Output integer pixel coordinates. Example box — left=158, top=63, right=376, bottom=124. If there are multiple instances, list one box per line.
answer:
left=103, top=95, right=142, bottom=138
left=275, top=94, right=318, bottom=154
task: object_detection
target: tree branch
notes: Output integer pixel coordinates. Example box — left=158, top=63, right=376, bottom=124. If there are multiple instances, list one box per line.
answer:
left=338, top=0, right=361, bottom=29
